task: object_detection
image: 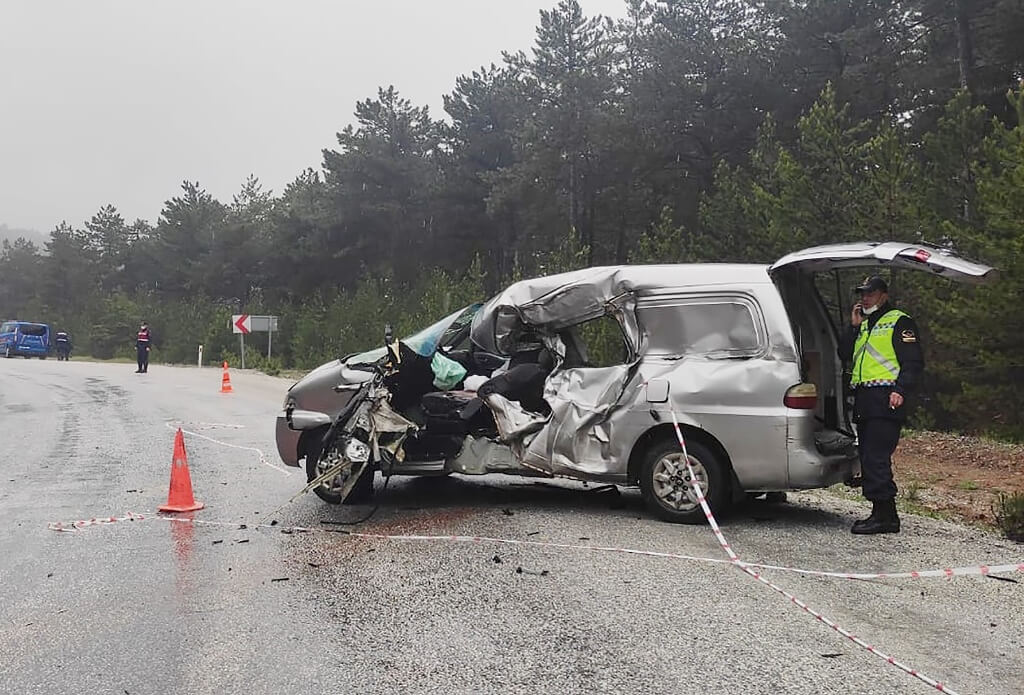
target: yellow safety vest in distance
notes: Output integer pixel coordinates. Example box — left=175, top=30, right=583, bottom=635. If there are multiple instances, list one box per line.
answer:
left=851, top=309, right=908, bottom=387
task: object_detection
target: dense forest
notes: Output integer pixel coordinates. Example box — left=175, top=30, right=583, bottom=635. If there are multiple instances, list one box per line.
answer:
left=2, top=0, right=1023, bottom=437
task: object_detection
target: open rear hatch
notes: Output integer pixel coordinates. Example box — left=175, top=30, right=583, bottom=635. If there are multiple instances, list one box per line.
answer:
left=768, top=241, right=998, bottom=434
left=769, top=241, right=998, bottom=283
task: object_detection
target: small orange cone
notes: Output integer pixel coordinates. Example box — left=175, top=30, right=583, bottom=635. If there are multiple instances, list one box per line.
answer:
left=220, top=361, right=233, bottom=394
left=159, top=428, right=204, bottom=513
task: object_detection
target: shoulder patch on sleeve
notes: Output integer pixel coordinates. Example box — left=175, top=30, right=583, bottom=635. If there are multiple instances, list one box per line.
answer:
left=901, top=329, right=917, bottom=343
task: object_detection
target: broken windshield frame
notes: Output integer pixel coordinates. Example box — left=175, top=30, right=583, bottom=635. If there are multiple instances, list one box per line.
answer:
left=343, top=303, right=484, bottom=367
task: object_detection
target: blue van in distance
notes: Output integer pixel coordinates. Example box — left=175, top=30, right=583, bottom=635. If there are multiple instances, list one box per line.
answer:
left=0, top=321, right=51, bottom=358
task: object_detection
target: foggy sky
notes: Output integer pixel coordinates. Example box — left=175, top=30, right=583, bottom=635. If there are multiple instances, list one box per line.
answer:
left=0, top=0, right=624, bottom=235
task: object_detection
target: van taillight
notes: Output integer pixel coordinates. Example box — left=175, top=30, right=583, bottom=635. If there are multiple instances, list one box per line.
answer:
left=784, top=383, right=817, bottom=409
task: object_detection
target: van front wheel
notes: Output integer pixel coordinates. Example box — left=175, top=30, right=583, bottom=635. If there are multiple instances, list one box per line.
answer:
left=304, top=433, right=374, bottom=505
left=640, top=438, right=730, bottom=524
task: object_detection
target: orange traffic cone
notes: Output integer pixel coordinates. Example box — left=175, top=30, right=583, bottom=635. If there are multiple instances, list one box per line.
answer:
left=159, top=428, right=204, bottom=513
left=220, top=361, right=233, bottom=394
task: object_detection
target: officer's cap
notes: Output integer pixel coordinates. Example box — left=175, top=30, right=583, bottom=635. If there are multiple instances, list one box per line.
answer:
left=854, top=275, right=888, bottom=293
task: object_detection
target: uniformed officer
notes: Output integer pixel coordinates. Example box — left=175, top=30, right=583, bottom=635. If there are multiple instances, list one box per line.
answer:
left=839, top=275, right=924, bottom=534
left=54, top=330, right=71, bottom=361
left=136, top=322, right=152, bottom=373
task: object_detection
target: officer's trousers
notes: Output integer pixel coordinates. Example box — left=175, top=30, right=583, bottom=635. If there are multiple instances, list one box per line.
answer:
left=857, top=417, right=902, bottom=501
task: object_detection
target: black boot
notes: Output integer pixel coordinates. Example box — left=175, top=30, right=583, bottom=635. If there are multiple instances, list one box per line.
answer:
left=852, top=501, right=883, bottom=532
left=851, top=499, right=900, bottom=535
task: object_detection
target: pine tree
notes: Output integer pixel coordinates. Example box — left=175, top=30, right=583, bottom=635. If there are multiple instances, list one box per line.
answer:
left=944, top=88, right=1024, bottom=435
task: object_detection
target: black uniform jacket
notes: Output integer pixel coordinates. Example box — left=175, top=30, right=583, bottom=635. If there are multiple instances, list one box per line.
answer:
left=838, top=302, right=924, bottom=421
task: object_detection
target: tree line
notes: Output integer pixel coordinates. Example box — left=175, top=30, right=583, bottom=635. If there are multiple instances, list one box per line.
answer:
left=2, top=0, right=1023, bottom=437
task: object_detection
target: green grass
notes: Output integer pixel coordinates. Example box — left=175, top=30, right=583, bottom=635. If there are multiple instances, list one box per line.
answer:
left=823, top=482, right=994, bottom=530
left=824, top=483, right=863, bottom=502
left=897, top=499, right=952, bottom=522
left=901, top=480, right=923, bottom=503
left=69, top=355, right=135, bottom=364
left=893, top=481, right=964, bottom=522
left=957, top=480, right=980, bottom=491
left=993, top=492, right=1024, bottom=541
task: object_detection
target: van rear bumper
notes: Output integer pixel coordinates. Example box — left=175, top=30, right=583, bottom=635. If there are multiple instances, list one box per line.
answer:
left=787, top=415, right=859, bottom=488
left=789, top=447, right=859, bottom=488
left=2, top=346, right=49, bottom=357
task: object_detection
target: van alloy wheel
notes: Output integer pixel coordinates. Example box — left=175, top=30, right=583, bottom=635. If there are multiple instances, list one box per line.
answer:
left=651, top=453, right=708, bottom=512
left=640, top=437, right=729, bottom=524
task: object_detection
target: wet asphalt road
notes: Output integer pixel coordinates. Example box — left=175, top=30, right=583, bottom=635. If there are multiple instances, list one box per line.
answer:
left=0, top=359, right=1022, bottom=695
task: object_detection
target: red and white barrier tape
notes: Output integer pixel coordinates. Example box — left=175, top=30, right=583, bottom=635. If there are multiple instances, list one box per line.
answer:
left=164, top=421, right=292, bottom=476
left=166, top=422, right=246, bottom=431
left=46, top=508, right=989, bottom=694
left=742, top=563, right=958, bottom=693
left=740, top=559, right=1024, bottom=581
left=48, top=512, right=149, bottom=532
left=668, top=409, right=960, bottom=695
left=46, top=510, right=1023, bottom=583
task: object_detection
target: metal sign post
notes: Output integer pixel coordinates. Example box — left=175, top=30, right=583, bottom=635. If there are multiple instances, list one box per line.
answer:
left=232, top=315, right=279, bottom=368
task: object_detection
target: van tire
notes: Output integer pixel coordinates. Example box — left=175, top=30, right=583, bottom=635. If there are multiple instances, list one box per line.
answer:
left=640, top=437, right=730, bottom=524
left=304, top=434, right=374, bottom=505
left=4, top=346, right=11, bottom=358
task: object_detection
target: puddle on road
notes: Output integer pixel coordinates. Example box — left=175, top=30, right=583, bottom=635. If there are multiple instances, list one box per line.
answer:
left=169, top=513, right=197, bottom=600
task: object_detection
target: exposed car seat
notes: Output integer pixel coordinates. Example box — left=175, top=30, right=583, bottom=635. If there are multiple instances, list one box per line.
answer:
left=559, top=326, right=589, bottom=368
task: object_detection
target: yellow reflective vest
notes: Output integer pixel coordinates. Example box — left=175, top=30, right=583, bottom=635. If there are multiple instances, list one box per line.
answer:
left=851, top=309, right=908, bottom=387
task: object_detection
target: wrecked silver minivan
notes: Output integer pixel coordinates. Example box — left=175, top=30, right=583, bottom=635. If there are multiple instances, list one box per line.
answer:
left=275, top=242, right=996, bottom=523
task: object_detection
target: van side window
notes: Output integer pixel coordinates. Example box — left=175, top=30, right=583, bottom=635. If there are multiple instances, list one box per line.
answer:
left=0, top=322, right=13, bottom=333
left=639, top=298, right=764, bottom=358
left=564, top=315, right=629, bottom=368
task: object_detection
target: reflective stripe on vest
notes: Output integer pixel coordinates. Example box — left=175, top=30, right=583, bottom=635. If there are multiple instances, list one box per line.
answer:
left=137, top=331, right=150, bottom=343
left=851, top=309, right=908, bottom=387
